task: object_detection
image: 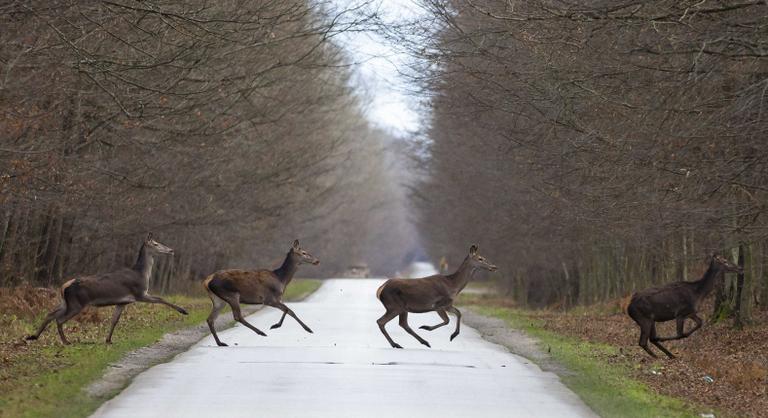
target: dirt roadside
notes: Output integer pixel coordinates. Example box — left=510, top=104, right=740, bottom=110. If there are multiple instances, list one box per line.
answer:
left=462, top=309, right=571, bottom=376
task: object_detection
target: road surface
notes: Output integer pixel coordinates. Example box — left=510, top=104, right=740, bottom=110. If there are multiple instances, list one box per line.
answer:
left=92, top=279, right=596, bottom=418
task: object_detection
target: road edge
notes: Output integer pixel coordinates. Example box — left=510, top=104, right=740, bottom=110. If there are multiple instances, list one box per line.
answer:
left=85, top=279, right=323, bottom=402
left=84, top=305, right=262, bottom=400
left=462, top=308, right=574, bottom=376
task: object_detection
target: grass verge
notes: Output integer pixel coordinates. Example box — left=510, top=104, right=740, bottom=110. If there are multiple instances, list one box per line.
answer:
left=469, top=305, right=701, bottom=418
left=283, top=278, right=322, bottom=302
left=0, top=278, right=323, bottom=418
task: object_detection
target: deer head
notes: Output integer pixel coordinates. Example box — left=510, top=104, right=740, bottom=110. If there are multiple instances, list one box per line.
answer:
left=710, top=253, right=742, bottom=274
left=145, top=232, right=174, bottom=255
left=291, top=239, right=319, bottom=265
left=467, top=244, right=497, bottom=272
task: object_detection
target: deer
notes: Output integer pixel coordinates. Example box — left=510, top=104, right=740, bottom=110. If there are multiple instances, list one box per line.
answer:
left=627, top=253, right=742, bottom=359
left=26, top=233, right=187, bottom=345
left=202, top=239, right=319, bottom=346
left=375, top=244, right=497, bottom=349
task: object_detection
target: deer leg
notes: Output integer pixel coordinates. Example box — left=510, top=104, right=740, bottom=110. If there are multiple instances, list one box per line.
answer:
left=26, top=305, right=65, bottom=341
left=55, top=303, right=85, bottom=345
left=637, top=319, right=657, bottom=358
left=226, top=296, right=267, bottom=337
left=270, top=311, right=288, bottom=330
left=105, top=304, right=127, bottom=344
left=267, top=301, right=312, bottom=333
left=683, top=314, right=703, bottom=337
left=656, top=314, right=703, bottom=342
left=649, top=323, right=675, bottom=359
left=206, top=293, right=228, bottom=346
left=419, top=310, right=449, bottom=331
left=398, top=313, right=431, bottom=348
left=447, top=306, right=462, bottom=341
left=653, top=318, right=685, bottom=342
left=136, top=294, right=188, bottom=315
left=377, top=309, right=402, bottom=349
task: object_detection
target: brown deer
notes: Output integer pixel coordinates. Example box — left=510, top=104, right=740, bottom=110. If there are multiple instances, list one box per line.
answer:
left=202, top=239, right=319, bottom=346
left=376, top=244, right=497, bottom=348
left=26, top=233, right=187, bottom=345
left=627, top=253, right=742, bottom=358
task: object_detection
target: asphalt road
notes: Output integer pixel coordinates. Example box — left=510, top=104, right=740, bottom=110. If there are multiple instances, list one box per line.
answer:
left=91, top=279, right=596, bottom=418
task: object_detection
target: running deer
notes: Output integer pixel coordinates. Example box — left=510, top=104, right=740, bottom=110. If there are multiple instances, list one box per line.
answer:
left=26, top=233, right=187, bottom=345
left=627, top=253, right=742, bottom=358
left=376, top=244, right=497, bottom=348
left=202, top=239, right=319, bottom=346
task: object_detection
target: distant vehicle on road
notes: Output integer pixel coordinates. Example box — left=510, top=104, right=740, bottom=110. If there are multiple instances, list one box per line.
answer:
left=342, top=263, right=370, bottom=278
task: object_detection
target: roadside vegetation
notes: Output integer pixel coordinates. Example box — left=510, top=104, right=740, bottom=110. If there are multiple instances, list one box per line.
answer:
left=0, top=279, right=321, bottom=418
left=460, top=290, right=767, bottom=418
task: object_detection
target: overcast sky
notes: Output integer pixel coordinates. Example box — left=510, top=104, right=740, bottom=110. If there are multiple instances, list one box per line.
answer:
left=331, top=0, right=427, bottom=136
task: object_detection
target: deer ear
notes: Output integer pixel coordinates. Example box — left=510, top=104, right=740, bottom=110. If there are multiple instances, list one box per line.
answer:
left=292, top=239, right=300, bottom=250
left=469, top=244, right=479, bottom=255
left=146, top=232, right=153, bottom=242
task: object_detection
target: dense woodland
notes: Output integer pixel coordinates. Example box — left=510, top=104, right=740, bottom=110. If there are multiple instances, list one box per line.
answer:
left=0, top=1, right=416, bottom=291
left=4, top=0, right=768, bottom=324
left=403, top=0, right=768, bottom=320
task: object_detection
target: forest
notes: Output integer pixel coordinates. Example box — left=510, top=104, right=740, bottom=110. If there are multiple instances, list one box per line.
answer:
left=3, top=1, right=768, bottom=324
left=403, top=0, right=768, bottom=323
left=0, top=0, right=416, bottom=292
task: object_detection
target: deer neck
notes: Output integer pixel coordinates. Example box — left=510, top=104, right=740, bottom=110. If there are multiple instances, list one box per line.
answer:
left=447, top=256, right=477, bottom=294
left=132, top=244, right=156, bottom=286
left=693, top=262, right=724, bottom=297
left=273, top=251, right=299, bottom=285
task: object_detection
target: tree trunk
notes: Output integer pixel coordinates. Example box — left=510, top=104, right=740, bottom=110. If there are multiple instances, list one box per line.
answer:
left=734, top=243, right=752, bottom=328
left=760, top=241, right=768, bottom=311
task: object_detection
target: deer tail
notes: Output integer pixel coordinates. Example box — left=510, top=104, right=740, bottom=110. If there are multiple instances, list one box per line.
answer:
left=202, top=274, right=215, bottom=293
left=60, top=279, right=75, bottom=298
left=376, top=282, right=388, bottom=300
left=57, top=278, right=80, bottom=311
left=620, top=294, right=633, bottom=315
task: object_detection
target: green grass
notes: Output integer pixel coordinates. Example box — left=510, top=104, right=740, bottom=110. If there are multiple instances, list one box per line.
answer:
left=471, top=306, right=700, bottom=418
left=0, top=279, right=323, bottom=418
left=0, top=295, right=211, bottom=418
left=284, top=278, right=322, bottom=301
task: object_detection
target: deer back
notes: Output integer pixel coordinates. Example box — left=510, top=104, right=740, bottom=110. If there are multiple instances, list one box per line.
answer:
left=206, top=269, right=284, bottom=304
left=378, top=276, right=454, bottom=312
left=63, top=268, right=147, bottom=306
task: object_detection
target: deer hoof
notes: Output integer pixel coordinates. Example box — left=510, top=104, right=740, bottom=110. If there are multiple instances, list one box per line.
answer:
left=270, top=324, right=281, bottom=329
left=256, top=331, right=267, bottom=337
left=217, top=342, right=229, bottom=347
left=25, top=335, right=38, bottom=341
left=450, top=334, right=459, bottom=341
left=304, top=327, right=314, bottom=334
left=392, top=343, right=403, bottom=349
left=178, top=308, right=189, bottom=315
left=419, top=325, right=431, bottom=331
left=421, top=341, right=431, bottom=348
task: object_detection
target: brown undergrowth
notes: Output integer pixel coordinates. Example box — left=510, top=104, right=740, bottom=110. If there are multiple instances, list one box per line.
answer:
left=462, top=292, right=768, bottom=418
